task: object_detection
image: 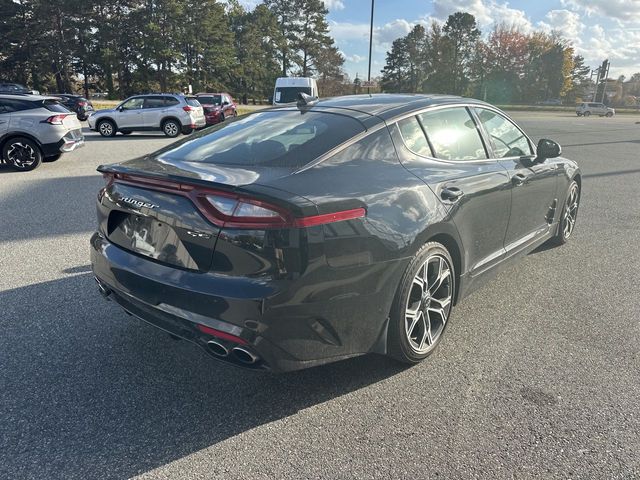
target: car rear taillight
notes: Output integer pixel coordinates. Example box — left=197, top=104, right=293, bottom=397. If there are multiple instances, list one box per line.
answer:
left=98, top=172, right=115, bottom=201
left=182, top=106, right=196, bottom=112
left=42, top=114, right=70, bottom=125
left=105, top=173, right=366, bottom=229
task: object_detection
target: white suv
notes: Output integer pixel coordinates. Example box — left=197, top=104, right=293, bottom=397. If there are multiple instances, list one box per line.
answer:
left=88, top=94, right=206, bottom=137
left=0, top=94, right=84, bottom=171
left=576, top=102, right=615, bottom=117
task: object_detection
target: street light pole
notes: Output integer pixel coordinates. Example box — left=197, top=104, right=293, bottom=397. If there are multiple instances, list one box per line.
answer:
left=367, top=0, right=375, bottom=95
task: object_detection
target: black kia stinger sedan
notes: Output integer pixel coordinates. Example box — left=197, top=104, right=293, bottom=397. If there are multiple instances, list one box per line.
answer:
left=91, top=94, right=581, bottom=372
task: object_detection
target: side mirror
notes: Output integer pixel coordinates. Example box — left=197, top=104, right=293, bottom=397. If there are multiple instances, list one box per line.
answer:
left=536, top=138, right=561, bottom=160
left=117, top=106, right=124, bottom=112
left=222, top=101, right=229, bottom=106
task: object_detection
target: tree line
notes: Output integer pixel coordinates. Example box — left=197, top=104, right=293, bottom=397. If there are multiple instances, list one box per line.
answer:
left=0, top=0, right=344, bottom=101
left=381, top=12, right=603, bottom=105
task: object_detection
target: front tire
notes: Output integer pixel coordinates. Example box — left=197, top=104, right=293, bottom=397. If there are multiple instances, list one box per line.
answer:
left=3, top=137, right=43, bottom=171
left=387, top=242, right=455, bottom=364
left=606, top=112, right=613, bottom=117
left=584, top=111, right=591, bottom=117
left=98, top=119, right=117, bottom=137
left=550, top=179, right=580, bottom=246
left=162, top=119, right=180, bottom=137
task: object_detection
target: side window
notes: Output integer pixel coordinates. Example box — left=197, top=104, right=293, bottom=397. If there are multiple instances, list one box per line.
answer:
left=326, top=128, right=397, bottom=166
left=474, top=108, right=532, bottom=158
left=0, top=99, right=31, bottom=113
left=397, top=116, right=431, bottom=156
left=164, top=96, right=180, bottom=107
left=121, top=97, right=144, bottom=110
left=418, top=107, right=487, bottom=161
left=143, top=96, right=165, bottom=109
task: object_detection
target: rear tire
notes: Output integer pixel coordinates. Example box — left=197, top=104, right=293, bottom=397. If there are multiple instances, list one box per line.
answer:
left=182, top=126, right=194, bottom=135
left=219, top=113, right=225, bottom=122
left=3, top=137, right=43, bottom=171
left=162, top=119, right=180, bottom=137
left=576, top=113, right=582, bottom=117
left=120, top=131, right=132, bottom=135
left=387, top=242, right=455, bottom=364
left=98, top=119, right=117, bottom=137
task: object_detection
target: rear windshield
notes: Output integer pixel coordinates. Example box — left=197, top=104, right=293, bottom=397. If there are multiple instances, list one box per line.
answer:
left=186, top=97, right=201, bottom=107
left=197, top=95, right=222, bottom=105
left=157, top=110, right=365, bottom=168
left=42, top=100, right=71, bottom=113
left=274, top=87, right=311, bottom=104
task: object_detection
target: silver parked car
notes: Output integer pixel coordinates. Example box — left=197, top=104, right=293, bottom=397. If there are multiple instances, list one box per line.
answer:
left=0, top=94, right=84, bottom=171
left=576, top=102, right=615, bottom=117
left=88, top=94, right=206, bottom=138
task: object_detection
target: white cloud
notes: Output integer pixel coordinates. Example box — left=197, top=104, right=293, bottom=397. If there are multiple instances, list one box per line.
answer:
left=323, top=0, right=345, bottom=10
left=561, top=0, right=640, bottom=23
left=330, top=19, right=412, bottom=48
left=538, top=9, right=585, bottom=41
left=432, top=0, right=533, bottom=31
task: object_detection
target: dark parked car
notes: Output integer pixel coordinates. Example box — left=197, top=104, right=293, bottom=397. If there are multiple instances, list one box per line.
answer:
left=91, top=94, right=581, bottom=372
left=196, top=92, right=237, bottom=125
left=52, top=94, right=94, bottom=121
left=0, top=82, right=31, bottom=94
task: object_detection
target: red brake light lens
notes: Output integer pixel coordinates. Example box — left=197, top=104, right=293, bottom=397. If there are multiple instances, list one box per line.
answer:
left=43, top=114, right=69, bottom=125
left=106, top=173, right=366, bottom=229
left=182, top=106, right=196, bottom=112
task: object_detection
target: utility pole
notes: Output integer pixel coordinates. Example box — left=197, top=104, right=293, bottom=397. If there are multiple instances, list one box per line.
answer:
left=367, top=0, right=375, bottom=95
left=600, top=59, right=610, bottom=104
left=590, top=68, right=600, bottom=102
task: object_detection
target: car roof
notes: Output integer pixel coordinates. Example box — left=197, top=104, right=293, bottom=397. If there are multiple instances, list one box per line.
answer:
left=196, top=92, right=227, bottom=96
left=278, top=93, right=492, bottom=122
left=0, top=93, right=59, bottom=101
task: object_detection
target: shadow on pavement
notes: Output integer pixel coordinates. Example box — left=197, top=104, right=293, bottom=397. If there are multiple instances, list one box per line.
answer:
left=0, top=175, right=103, bottom=243
left=0, top=273, right=405, bottom=479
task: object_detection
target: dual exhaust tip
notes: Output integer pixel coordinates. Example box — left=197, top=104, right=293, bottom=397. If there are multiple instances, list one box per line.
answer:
left=206, top=340, right=259, bottom=365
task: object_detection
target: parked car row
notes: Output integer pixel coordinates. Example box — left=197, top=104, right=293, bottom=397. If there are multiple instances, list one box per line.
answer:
left=0, top=94, right=84, bottom=170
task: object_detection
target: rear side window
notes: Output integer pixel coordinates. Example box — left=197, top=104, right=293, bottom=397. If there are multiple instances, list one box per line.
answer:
left=144, top=96, right=165, bottom=109
left=474, top=108, right=532, bottom=158
left=157, top=111, right=365, bottom=169
left=164, top=96, right=180, bottom=106
left=419, top=108, right=487, bottom=161
left=397, top=116, right=431, bottom=156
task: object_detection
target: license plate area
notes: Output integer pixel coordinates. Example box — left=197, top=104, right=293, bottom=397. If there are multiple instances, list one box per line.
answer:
left=107, top=211, right=199, bottom=270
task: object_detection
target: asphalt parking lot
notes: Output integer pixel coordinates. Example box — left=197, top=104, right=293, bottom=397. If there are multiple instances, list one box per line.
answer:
left=1, top=112, right=639, bottom=479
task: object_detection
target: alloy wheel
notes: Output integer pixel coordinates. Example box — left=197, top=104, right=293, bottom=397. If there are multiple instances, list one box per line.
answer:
left=164, top=122, right=179, bottom=136
left=405, top=254, right=453, bottom=353
left=7, top=141, right=37, bottom=168
left=563, top=182, right=579, bottom=239
left=99, top=122, right=113, bottom=136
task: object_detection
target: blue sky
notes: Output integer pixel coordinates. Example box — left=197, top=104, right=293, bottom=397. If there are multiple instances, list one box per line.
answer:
left=235, top=0, right=640, bottom=81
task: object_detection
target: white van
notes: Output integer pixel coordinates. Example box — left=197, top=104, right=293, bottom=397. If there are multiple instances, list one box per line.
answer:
left=273, top=77, right=318, bottom=105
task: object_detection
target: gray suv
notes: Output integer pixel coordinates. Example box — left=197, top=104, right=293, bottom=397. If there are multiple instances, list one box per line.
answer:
left=88, top=94, right=206, bottom=137
left=576, top=102, right=615, bottom=117
left=0, top=94, right=84, bottom=171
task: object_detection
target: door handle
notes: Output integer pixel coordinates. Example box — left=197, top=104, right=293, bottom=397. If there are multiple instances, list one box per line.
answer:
left=512, top=173, right=529, bottom=186
left=441, top=186, right=464, bottom=202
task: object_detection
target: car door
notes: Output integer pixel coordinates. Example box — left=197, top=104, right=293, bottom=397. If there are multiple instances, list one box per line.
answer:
left=392, top=106, right=512, bottom=277
left=223, top=94, right=234, bottom=116
left=142, top=96, right=167, bottom=128
left=473, top=107, right=558, bottom=254
left=115, top=97, right=145, bottom=128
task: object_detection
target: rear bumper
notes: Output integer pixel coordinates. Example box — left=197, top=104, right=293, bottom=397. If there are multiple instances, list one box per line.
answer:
left=90, top=232, right=394, bottom=372
left=41, top=130, right=85, bottom=156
